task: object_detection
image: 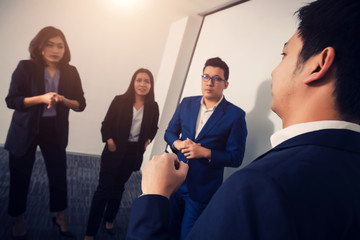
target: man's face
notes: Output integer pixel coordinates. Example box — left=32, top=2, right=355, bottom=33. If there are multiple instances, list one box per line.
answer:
left=271, top=31, right=306, bottom=120
left=201, top=66, right=228, bottom=103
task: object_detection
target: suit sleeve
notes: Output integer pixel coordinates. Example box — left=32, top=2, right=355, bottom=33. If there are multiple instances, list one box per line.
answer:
left=66, top=66, right=86, bottom=112
left=186, top=169, right=297, bottom=240
left=5, top=61, right=29, bottom=111
left=164, top=102, right=183, bottom=153
left=126, top=195, right=170, bottom=240
left=101, top=97, right=119, bottom=142
left=209, top=109, right=247, bottom=168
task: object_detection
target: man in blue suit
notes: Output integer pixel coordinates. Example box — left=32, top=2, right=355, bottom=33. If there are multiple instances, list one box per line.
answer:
left=164, top=57, right=247, bottom=239
left=127, top=0, right=360, bottom=239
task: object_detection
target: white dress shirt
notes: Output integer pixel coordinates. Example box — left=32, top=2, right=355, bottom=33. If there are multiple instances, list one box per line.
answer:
left=270, top=120, right=360, bottom=148
left=195, top=96, right=224, bottom=139
left=128, top=106, right=144, bottom=142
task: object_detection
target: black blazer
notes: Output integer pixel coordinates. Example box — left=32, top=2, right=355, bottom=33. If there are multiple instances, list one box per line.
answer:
left=101, top=94, right=159, bottom=170
left=5, top=60, right=86, bottom=156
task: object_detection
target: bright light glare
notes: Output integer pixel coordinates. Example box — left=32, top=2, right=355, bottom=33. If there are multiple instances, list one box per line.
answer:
left=111, top=0, right=141, bottom=7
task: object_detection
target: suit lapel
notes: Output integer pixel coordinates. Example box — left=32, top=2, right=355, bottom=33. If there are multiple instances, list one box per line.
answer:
left=188, top=98, right=201, bottom=140
left=58, top=68, right=64, bottom=94
left=139, top=103, right=150, bottom=141
left=195, top=98, right=227, bottom=141
left=58, top=65, right=69, bottom=95
left=124, top=99, right=133, bottom=130
left=35, top=63, right=45, bottom=95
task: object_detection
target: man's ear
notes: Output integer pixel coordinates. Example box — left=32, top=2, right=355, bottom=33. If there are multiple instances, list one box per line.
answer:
left=303, top=47, right=335, bottom=84
left=224, top=81, right=229, bottom=89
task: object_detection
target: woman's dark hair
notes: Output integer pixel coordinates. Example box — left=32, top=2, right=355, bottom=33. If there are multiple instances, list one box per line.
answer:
left=29, top=26, right=71, bottom=66
left=296, top=0, right=360, bottom=121
left=123, top=68, right=155, bottom=104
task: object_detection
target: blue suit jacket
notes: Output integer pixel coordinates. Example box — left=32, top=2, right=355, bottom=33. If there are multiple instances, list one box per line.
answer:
left=164, top=96, right=247, bottom=203
left=127, top=129, right=360, bottom=240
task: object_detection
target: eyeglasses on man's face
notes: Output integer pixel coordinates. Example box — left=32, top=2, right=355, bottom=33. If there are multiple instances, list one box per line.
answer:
left=201, top=74, right=226, bottom=83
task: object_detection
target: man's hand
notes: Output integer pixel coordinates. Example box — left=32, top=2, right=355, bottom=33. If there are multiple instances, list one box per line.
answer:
left=173, top=138, right=194, bottom=151
left=141, top=153, right=188, bottom=199
left=180, top=139, right=211, bottom=159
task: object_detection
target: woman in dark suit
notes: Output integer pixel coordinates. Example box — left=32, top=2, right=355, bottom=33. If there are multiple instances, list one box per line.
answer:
left=5, top=26, right=86, bottom=239
left=84, top=68, right=159, bottom=240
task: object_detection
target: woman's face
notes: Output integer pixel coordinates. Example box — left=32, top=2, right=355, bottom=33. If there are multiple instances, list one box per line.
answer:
left=42, top=36, right=65, bottom=66
left=134, top=72, right=152, bottom=97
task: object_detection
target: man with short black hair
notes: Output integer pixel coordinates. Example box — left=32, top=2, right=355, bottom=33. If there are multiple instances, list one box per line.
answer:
left=164, top=57, right=247, bottom=239
left=127, top=0, right=360, bottom=239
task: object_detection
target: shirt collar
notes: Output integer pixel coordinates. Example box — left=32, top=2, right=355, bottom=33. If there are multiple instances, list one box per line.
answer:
left=200, top=95, right=224, bottom=111
left=270, top=120, right=360, bottom=148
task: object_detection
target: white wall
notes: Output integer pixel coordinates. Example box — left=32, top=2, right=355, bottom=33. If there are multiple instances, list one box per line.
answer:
left=0, top=0, right=202, bottom=155
left=173, top=0, right=314, bottom=178
left=142, top=15, right=203, bottom=167
left=0, top=0, right=314, bottom=175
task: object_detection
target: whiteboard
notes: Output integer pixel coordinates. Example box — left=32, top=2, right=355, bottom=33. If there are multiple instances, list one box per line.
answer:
left=180, top=0, right=313, bottom=178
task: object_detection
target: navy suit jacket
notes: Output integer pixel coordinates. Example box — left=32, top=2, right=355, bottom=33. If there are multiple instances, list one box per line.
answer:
left=127, top=129, right=360, bottom=240
left=5, top=60, right=86, bottom=156
left=164, top=96, right=247, bottom=203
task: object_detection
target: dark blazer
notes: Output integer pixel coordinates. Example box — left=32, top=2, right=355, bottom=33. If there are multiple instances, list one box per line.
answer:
left=127, top=129, right=360, bottom=240
left=101, top=94, right=159, bottom=171
left=164, top=96, right=247, bottom=203
left=5, top=60, right=86, bottom=156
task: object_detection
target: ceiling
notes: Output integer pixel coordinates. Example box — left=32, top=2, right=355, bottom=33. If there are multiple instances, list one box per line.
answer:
left=174, top=0, right=245, bottom=16
left=129, top=0, right=246, bottom=23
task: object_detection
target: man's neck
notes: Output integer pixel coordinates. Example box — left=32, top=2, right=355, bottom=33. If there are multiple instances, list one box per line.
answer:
left=203, top=97, right=222, bottom=109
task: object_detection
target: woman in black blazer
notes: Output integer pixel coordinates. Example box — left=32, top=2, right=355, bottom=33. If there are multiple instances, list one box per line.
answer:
left=5, top=26, right=86, bottom=238
left=84, top=68, right=159, bottom=240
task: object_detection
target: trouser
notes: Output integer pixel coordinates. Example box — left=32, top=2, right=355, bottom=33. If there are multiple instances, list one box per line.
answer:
left=85, top=142, right=141, bottom=236
left=169, top=182, right=208, bottom=240
left=8, top=117, right=67, bottom=216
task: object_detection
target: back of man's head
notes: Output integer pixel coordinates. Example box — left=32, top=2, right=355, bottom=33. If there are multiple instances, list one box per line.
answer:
left=296, top=0, right=360, bottom=122
left=203, top=57, right=230, bottom=81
